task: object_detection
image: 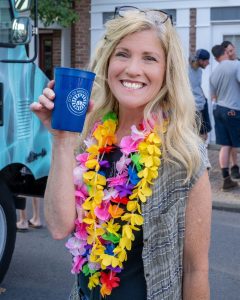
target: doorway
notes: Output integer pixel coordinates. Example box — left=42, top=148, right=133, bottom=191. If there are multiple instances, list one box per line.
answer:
left=39, top=34, right=53, bottom=79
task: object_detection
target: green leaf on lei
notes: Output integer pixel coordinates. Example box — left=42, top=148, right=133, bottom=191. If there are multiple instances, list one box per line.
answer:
left=102, top=233, right=121, bottom=244
left=131, top=153, right=142, bottom=172
left=82, top=264, right=90, bottom=276
left=102, top=112, right=117, bottom=122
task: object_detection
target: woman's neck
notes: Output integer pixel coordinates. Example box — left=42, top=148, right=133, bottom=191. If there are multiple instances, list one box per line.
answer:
left=116, top=109, right=144, bottom=143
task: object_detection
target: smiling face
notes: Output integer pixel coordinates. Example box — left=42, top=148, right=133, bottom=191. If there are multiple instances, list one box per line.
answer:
left=198, top=59, right=209, bottom=69
left=226, top=44, right=237, bottom=60
left=107, top=29, right=166, bottom=115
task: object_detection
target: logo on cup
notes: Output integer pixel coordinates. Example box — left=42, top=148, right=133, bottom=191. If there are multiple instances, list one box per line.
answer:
left=66, top=88, right=89, bottom=116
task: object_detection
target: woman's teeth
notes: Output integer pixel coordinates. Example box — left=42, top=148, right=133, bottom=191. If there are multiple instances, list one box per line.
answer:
left=122, top=81, right=143, bottom=89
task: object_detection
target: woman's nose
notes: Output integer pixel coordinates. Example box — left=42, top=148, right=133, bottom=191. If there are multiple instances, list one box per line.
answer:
left=125, top=58, right=142, bottom=76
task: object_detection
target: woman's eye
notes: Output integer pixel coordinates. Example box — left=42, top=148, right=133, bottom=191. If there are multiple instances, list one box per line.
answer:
left=115, top=52, right=128, bottom=58
left=144, top=56, right=157, bottom=62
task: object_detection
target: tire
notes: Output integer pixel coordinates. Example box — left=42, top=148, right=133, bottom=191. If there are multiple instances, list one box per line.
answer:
left=0, top=180, right=16, bottom=283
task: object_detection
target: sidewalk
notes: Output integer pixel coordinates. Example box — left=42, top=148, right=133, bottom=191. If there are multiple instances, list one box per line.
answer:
left=208, top=144, right=240, bottom=212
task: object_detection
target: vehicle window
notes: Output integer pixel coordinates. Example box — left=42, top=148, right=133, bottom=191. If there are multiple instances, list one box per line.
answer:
left=0, top=0, right=14, bottom=46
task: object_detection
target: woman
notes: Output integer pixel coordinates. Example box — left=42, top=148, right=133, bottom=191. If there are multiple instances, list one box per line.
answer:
left=31, top=7, right=211, bottom=300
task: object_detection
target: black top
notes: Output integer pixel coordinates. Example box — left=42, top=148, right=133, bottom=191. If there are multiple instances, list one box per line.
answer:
left=78, top=147, right=147, bottom=300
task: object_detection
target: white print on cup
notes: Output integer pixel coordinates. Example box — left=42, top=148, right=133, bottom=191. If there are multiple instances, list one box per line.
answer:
left=66, top=88, right=89, bottom=116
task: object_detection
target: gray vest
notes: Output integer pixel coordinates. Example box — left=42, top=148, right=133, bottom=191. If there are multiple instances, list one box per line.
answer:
left=142, top=144, right=210, bottom=299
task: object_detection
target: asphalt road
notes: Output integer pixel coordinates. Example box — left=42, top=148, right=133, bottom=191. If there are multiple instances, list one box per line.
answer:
left=1, top=199, right=73, bottom=300
left=1, top=204, right=240, bottom=299
left=209, top=209, right=240, bottom=300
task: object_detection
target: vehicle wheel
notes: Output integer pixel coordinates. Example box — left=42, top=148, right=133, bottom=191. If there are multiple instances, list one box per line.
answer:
left=0, top=180, right=16, bottom=283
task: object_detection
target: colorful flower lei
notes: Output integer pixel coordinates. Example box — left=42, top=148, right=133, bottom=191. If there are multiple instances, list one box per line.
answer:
left=66, top=112, right=167, bottom=297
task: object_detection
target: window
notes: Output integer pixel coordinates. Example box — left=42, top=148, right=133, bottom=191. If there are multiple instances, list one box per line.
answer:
left=211, top=7, right=240, bottom=22
left=0, top=0, right=14, bottom=46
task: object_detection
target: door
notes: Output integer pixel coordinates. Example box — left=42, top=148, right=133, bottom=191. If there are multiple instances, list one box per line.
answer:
left=39, top=34, right=53, bottom=79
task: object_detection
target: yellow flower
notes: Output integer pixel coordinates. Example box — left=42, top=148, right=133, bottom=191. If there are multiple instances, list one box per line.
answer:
left=126, top=201, right=141, bottom=214
left=103, top=219, right=121, bottom=236
left=122, top=224, right=133, bottom=239
left=139, top=154, right=161, bottom=168
left=129, top=185, right=152, bottom=202
left=85, top=159, right=100, bottom=171
left=93, top=119, right=117, bottom=147
left=86, top=224, right=105, bottom=245
left=88, top=272, right=100, bottom=289
left=83, top=171, right=106, bottom=187
left=100, top=284, right=111, bottom=297
left=89, top=244, right=105, bottom=263
left=82, top=211, right=96, bottom=224
left=82, top=190, right=105, bottom=211
left=138, top=167, right=158, bottom=182
left=121, top=213, right=144, bottom=226
left=86, top=144, right=99, bottom=156
left=146, top=132, right=161, bottom=144
left=113, top=246, right=127, bottom=262
left=119, top=236, right=132, bottom=251
left=100, top=253, right=120, bottom=268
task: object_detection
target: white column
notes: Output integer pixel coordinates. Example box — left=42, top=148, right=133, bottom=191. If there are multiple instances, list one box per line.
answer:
left=176, top=9, right=190, bottom=60
left=61, top=28, right=71, bottom=67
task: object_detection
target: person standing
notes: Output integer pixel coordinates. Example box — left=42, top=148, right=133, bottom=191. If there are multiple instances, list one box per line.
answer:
left=221, top=40, right=240, bottom=179
left=31, top=7, right=211, bottom=299
left=17, top=197, right=42, bottom=231
left=189, top=49, right=212, bottom=140
left=210, top=44, right=240, bottom=191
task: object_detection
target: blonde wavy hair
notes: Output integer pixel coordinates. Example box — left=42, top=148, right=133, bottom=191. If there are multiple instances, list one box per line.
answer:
left=81, top=10, right=202, bottom=179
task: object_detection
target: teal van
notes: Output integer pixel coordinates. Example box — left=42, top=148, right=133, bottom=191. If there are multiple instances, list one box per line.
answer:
left=0, top=0, right=51, bottom=282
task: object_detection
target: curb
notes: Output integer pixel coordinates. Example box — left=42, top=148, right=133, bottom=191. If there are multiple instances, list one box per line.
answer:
left=212, top=200, right=240, bottom=213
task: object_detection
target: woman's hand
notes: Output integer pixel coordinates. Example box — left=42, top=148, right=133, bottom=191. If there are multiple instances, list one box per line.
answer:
left=30, top=79, right=94, bottom=138
left=30, top=80, right=56, bottom=132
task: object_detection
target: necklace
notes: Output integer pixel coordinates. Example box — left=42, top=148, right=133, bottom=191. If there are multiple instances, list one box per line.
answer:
left=66, top=112, right=167, bottom=297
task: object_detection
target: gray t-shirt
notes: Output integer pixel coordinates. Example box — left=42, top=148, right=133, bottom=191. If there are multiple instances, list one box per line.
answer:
left=210, top=60, right=240, bottom=110
left=188, top=66, right=206, bottom=111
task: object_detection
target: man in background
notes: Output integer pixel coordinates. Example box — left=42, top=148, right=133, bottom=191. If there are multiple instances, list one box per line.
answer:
left=189, top=49, right=212, bottom=141
left=221, top=40, right=240, bottom=179
left=210, top=44, right=240, bottom=191
left=221, top=40, right=238, bottom=61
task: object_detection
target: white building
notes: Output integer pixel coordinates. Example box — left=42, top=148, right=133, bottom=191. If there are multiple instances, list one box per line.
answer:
left=91, top=0, right=240, bottom=142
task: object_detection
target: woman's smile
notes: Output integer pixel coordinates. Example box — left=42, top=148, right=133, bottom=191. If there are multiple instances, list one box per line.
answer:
left=107, top=29, right=166, bottom=112
left=121, top=80, right=145, bottom=90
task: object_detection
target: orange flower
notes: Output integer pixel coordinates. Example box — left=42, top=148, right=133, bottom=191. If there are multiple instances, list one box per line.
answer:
left=108, top=204, right=124, bottom=218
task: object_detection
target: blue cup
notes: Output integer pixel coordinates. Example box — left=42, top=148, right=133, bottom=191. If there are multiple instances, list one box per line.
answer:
left=51, top=67, right=96, bottom=132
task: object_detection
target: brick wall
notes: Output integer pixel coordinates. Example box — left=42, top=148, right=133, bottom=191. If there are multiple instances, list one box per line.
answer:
left=189, top=8, right=196, bottom=55
left=71, top=0, right=91, bottom=68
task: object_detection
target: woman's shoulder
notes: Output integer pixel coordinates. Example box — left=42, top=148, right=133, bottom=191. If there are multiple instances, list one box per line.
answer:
left=160, top=142, right=210, bottom=185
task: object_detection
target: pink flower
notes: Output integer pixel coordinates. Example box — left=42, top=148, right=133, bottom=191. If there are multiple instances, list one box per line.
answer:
left=131, top=125, right=146, bottom=141
left=116, top=155, right=131, bottom=174
left=71, top=256, right=87, bottom=274
left=73, top=165, right=88, bottom=185
left=76, top=153, right=89, bottom=164
left=75, top=184, right=88, bottom=199
left=107, top=172, right=128, bottom=187
left=75, top=220, right=88, bottom=240
left=103, top=188, right=118, bottom=201
left=119, top=136, right=138, bottom=155
left=94, top=202, right=110, bottom=221
left=65, top=236, right=87, bottom=256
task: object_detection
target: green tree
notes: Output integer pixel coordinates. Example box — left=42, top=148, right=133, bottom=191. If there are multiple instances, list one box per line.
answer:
left=37, top=0, right=80, bottom=27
